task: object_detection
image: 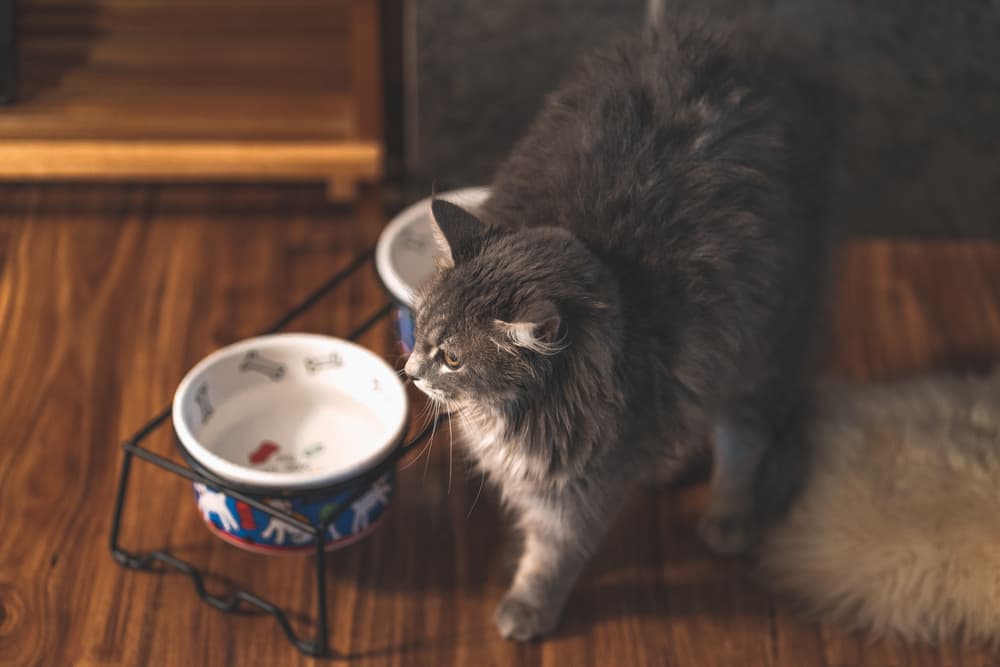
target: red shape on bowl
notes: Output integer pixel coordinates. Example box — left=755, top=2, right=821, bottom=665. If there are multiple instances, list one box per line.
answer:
left=235, top=500, right=256, bottom=529
left=249, top=440, right=280, bottom=465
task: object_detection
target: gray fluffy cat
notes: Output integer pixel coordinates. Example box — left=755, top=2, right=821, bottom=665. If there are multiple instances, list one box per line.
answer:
left=405, top=14, right=837, bottom=640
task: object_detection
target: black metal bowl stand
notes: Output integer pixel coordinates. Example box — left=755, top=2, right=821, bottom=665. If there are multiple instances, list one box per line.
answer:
left=108, top=248, right=441, bottom=659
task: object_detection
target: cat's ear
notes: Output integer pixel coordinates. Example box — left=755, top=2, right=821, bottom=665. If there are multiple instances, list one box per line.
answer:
left=428, top=199, right=489, bottom=268
left=496, top=300, right=565, bottom=355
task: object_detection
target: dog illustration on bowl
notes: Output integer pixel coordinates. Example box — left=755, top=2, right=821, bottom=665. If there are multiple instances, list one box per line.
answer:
left=191, top=472, right=397, bottom=553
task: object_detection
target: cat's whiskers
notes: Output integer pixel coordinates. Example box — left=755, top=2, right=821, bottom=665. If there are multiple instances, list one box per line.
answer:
left=448, top=401, right=487, bottom=519
left=399, top=438, right=433, bottom=471
left=412, top=396, right=431, bottom=432
left=399, top=397, right=436, bottom=471
left=445, top=402, right=455, bottom=496
left=466, top=465, right=486, bottom=520
left=423, top=400, right=443, bottom=479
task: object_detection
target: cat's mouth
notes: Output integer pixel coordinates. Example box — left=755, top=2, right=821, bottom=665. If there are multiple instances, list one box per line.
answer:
left=413, top=378, right=449, bottom=403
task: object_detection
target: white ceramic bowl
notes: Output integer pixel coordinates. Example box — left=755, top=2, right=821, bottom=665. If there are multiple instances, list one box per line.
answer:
left=171, top=334, right=408, bottom=553
left=375, top=186, right=490, bottom=352
left=173, top=333, right=408, bottom=490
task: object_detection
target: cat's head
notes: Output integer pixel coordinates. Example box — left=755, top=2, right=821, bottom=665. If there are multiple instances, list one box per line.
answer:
left=403, top=199, right=614, bottom=409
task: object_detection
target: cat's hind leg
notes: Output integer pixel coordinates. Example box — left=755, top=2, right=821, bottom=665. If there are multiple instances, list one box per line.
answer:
left=699, top=398, right=810, bottom=555
left=698, top=411, right=769, bottom=555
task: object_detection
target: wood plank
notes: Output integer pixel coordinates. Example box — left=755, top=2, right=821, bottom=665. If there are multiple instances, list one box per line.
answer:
left=20, top=6, right=350, bottom=37
left=0, top=102, right=358, bottom=142
left=0, top=141, right=381, bottom=182
left=351, top=0, right=383, bottom=143
left=20, top=40, right=348, bottom=70
left=1, top=186, right=998, bottom=666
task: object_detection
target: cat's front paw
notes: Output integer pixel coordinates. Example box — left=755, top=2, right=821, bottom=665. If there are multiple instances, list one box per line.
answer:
left=494, top=595, right=559, bottom=641
left=697, top=512, right=756, bottom=555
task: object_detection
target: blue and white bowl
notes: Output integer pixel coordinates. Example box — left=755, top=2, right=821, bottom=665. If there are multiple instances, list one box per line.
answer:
left=172, top=334, right=408, bottom=554
left=375, top=187, right=490, bottom=353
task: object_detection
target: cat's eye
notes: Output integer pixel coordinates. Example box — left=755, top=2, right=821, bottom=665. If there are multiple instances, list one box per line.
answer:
left=442, top=349, right=462, bottom=370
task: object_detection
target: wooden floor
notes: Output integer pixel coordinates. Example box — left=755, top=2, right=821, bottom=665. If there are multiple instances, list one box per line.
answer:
left=1, top=184, right=998, bottom=667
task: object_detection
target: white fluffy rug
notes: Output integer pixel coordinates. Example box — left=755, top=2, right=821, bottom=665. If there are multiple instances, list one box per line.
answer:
left=759, top=369, right=1000, bottom=645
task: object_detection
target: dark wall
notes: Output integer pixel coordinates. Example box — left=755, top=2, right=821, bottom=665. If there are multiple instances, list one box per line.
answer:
left=408, top=0, right=646, bottom=190
left=406, top=0, right=1000, bottom=237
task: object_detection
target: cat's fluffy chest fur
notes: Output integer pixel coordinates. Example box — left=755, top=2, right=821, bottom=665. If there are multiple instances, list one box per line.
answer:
left=455, top=402, right=580, bottom=494
left=458, top=407, right=525, bottom=483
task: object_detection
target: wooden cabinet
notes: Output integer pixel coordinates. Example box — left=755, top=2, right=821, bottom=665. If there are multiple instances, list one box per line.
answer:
left=0, top=0, right=383, bottom=202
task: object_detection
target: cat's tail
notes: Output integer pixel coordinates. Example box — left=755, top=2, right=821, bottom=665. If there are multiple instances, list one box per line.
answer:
left=757, top=372, right=1000, bottom=646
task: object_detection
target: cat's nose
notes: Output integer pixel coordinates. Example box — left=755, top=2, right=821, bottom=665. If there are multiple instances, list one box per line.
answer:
left=403, top=355, right=422, bottom=380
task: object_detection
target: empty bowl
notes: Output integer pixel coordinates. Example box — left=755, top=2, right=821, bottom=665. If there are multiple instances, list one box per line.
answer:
left=375, top=186, right=490, bottom=353
left=172, top=333, right=408, bottom=554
